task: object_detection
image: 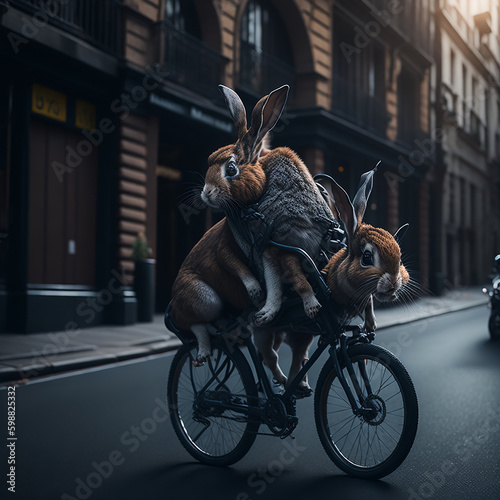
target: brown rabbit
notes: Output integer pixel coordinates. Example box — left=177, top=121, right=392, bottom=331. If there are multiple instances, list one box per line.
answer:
left=320, top=167, right=410, bottom=331
left=170, top=213, right=316, bottom=389
left=260, top=167, right=410, bottom=391
left=202, top=84, right=335, bottom=326
left=170, top=85, right=334, bottom=370
left=170, top=218, right=261, bottom=363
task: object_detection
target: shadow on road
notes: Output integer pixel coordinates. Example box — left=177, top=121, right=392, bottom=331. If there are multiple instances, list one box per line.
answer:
left=460, top=335, right=500, bottom=368
left=132, top=461, right=405, bottom=500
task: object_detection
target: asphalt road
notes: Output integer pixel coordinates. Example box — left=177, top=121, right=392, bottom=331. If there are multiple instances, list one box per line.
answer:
left=1, top=305, right=499, bottom=500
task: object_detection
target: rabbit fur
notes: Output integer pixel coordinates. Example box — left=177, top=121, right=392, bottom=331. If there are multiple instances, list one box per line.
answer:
left=170, top=85, right=333, bottom=380
left=321, top=167, right=410, bottom=330
left=202, top=85, right=335, bottom=327
left=170, top=209, right=314, bottom=389
left=260, top=167, right=411, bottom=389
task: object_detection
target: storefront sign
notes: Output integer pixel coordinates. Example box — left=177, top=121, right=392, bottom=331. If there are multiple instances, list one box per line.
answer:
left=156, top=165, right=182, bottom=180
left=32, top=83, right=67, bottom=122
left=190, top=107, right=232, bottom=133
left=75, top=99, right=96, bottom=130
left=150, top=93, right=232, bottom=133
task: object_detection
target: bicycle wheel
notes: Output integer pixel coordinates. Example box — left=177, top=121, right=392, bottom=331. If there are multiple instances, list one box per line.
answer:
left=168, top=340, right=259, bottom=466
left=489, top=312, right=500, bottom=339
left=314, top=343, right=418, bottom=479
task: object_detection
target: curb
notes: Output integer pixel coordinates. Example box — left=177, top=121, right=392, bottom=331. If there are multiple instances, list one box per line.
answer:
left=0, top=338, right=182, bottom=386
left=376, top=300, right=488, bottom=330
left=0, top=299, right=488, bottom=386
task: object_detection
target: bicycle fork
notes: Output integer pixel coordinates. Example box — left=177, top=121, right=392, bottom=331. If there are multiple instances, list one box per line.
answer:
left=329, top=335, right=375, bottom=418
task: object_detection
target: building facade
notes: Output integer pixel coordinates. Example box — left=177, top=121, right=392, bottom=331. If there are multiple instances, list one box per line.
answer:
left=435, top=0, right=500, bottom=288
left=3, top=0, right=492, bottom=334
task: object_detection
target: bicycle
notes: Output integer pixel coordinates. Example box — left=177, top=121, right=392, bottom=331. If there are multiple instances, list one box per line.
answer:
left=165, top=242, right=418, bottom=480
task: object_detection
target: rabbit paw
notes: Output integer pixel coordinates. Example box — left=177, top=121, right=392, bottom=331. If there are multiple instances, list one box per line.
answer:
left=253, top=306, right=279, bottom=326
left=294, top=382, right=313, bottom=399
left=242, top=277, right=263, bottom=303
left=363, top=318, right=377, bottom=333
left=304, top=294, right=322, bottom=318
left=248, top=283, right=263, bottom=302
left=194, top=346, right=211, bottom=367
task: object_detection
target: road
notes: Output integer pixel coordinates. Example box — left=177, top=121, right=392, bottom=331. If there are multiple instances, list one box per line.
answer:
left=1, top=305, right=499, bottom=500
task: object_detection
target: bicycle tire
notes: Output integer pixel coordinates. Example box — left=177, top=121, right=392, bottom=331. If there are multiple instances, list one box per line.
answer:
left=489, top=313, right=500, bottom=339
left=168, top=340, right=259, bottom=466
left=314, top=343, right=418, bottom=479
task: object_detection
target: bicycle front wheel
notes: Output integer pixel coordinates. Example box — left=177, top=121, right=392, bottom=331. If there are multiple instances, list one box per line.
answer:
left=314, top=343, right=418, bottom=479
left=168, top=341, right=259, bottom=466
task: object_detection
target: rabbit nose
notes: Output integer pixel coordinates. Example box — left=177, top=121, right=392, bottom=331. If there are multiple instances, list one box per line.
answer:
left=203, top=185, right=216, bottom=196
left=390, top=276, right=402, bottom=291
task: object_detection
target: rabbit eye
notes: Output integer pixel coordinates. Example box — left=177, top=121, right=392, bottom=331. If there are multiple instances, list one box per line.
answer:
left=225, top=160, right=238, bottom=178
left=361, top=250, right=374, bottom=267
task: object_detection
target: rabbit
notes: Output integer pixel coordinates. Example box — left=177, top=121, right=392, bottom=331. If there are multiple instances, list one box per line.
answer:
left=202, top=84, right=336, bottom=327
left=258, top=167, right=411, bottom=393
left=170, top=85, right=334, bottom=373
left=170, top=218, right=262, bottom=364
left=169, top=212, right=317, bottom=389
left=320, top=166, right=410, bottom=331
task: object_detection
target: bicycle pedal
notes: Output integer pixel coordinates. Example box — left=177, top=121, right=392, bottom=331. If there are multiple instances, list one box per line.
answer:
left=192, top=360, right=205, bottom=367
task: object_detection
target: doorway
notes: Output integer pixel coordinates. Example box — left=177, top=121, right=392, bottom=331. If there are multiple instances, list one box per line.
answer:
left=28, top=119, right=98, bottom=285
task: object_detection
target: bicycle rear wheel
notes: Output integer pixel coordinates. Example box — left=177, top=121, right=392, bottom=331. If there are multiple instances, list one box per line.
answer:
left=168, top=341, right=259, bottom=466
left=314, top=343, right=418, bottom=479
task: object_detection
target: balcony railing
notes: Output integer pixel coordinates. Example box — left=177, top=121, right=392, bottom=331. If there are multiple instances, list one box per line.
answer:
left=366, top=0, right=432, bottom=57
left=239, top=42, right=295, bottom=97
left=13, top=0, right=122, bottom=55
left=332, top=76, right=390, bottom=137
left=159, top=21, right=227, bottom=101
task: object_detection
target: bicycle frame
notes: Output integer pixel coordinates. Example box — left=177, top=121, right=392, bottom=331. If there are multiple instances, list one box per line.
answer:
left=165, top=240, right=379, bottom=430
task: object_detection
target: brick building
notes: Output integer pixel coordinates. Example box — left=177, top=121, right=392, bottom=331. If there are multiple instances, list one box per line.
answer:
left=0, top=0, right=443, bottom=333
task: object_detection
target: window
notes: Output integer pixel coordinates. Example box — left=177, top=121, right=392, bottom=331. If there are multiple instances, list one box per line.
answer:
left=449, top=174, right=455, bottom=225
left=450, top=49, right=455, bottom=85
left=462, top=64, right=468, bottom=130
left=460, top=177, right=466, bottom=225
left=162, top=0, right=224, bottom=99
left=472, top=77, right=478, bottom=108
left=397, top=65, right=420, bottom=145
left=0, top=81, right=10, bottom=284
left=332, top=13, right=387, bottom=135
left=165, top=0, right=200, bottom=37
left=239, top=0, right=294, bottom=95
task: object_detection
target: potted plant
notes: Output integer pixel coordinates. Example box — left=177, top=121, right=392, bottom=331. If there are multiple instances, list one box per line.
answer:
left=132, top=232, right=155, bottom=322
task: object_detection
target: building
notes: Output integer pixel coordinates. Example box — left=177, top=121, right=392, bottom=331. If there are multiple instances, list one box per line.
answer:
left=434, top=0, right=500, bottom=289
left=0, top=0, right=129, bottom=332
left=0, top=0, right=447, bottom=333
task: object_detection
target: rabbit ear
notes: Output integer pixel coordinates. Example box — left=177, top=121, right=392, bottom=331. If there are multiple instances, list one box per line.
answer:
left=314, top=174, right=336, bottom=213
left=315, top=182, right=334, bottom=213
left=314, top=174, right=357, bottom=241
left=218, top=85, right=247, bottom=139
left=241, top=85, right=289, bottom=162
left=394, top=223, right=409, bottom=244
left=352, top=162, right=379, bottom=224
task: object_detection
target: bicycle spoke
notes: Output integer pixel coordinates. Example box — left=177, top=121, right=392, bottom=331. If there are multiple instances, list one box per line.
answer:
left=170, top=345, right=256, bottom=461
left=321, top=352, right=408, bottom=470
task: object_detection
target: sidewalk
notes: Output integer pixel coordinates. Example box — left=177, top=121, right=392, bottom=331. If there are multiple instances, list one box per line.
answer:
left=0, top=286, right=489, bottom=384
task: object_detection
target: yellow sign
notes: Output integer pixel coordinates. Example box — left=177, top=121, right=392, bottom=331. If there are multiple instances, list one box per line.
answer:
left=32, top=83, right=67, bottom=122
left=75, top=99, right=96, bottom=130
left=156, top=165, right=182, bottom=180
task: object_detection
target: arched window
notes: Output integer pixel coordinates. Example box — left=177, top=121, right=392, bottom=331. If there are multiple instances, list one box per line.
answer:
left=165, top=0, right=200, bottom=38
left=163, top=0, right=225, bottom=98
left=239, top=0, right=294, bottom=96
